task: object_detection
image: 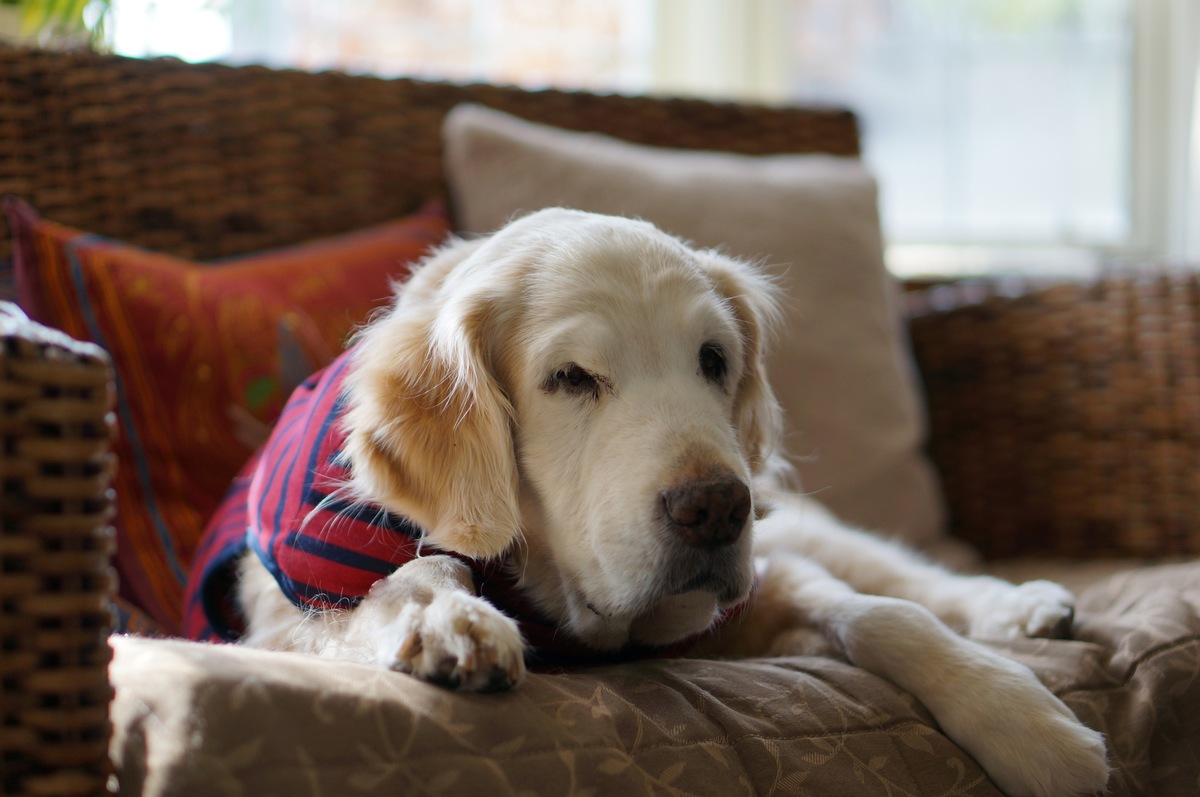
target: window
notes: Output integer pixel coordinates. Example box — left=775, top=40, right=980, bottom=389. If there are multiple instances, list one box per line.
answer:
left=108, top=0, right=1199, bottom=273
left=783, top=1, right=1133, bottom=249
left=111, top=0, right=657, bottom=90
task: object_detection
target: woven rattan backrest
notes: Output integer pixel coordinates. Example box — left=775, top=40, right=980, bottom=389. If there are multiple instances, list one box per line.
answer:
left=1, top=302, right=114, bottom=797
left=909, top=274, right=1200, bottom=558
left=0, top=46, right=858, bottom=263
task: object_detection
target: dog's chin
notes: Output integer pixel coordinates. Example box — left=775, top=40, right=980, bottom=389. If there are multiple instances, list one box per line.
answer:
left=628, top=590, right=723, bottom=647
left=561, top=557, right=754, bottom=652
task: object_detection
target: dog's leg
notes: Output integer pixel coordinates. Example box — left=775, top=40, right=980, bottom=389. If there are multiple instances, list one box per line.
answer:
left=238, top=552, right=526, bottom=691
left=717, top=553, right=1109, bottom=797
left=754, top=488, right=1077, bottom=640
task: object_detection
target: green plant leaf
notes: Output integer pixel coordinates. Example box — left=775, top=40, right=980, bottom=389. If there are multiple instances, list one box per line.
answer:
left=244, top=375, right=277, bottom=410
left=20, top=0, right=107, bottom=40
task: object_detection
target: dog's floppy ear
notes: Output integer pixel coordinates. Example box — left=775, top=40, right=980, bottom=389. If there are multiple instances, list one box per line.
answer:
left=700, top=251, right=784, bottom=476
left=341, top=243, right=521, bottom=559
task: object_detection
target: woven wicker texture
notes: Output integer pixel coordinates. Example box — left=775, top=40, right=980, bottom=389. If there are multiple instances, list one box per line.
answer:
left=908, top=273, right=1200, bottom=559
left=1, top=303, right=115, bottom=797
left=0, top=45, right=858, bottom=263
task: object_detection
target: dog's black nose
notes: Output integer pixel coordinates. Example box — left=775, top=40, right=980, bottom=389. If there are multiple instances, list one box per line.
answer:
left=660, top=476, right=751, bottom=548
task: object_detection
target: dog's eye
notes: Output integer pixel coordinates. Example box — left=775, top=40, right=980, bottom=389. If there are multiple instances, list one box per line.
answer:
left=545, top=363, right=602, bottom=399
left=699, top=343, right=727, bottom=385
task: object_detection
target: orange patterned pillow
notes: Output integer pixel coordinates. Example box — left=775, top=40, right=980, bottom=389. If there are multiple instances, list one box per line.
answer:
left=7, top=198, right=450, bottom=632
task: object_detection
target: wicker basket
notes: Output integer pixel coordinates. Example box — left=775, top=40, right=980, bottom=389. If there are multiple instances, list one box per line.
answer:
left=1, top=303, right=115, bottom=797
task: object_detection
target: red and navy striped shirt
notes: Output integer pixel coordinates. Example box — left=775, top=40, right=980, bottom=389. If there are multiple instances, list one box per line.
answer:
left=183, top=347, right=747, bottom=668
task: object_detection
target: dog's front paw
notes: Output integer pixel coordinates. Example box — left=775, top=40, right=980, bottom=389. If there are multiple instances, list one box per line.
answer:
left=384, top=592, right=526, bottom=692
left=969, top=580, right=1076, bottom=640
left=938, top=657, right=1109, bottom=797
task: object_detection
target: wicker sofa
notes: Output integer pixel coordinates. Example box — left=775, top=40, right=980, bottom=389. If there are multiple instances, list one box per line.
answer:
left=2, top=45, right=1198, bottom=797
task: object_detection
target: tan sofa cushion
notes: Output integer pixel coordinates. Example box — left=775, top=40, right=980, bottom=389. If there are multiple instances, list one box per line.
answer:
left=110, top=562, right=1200, bottom=796
left=111, top=638, right=1007, bottom=796
left=443, top=104, right=945, bottom=547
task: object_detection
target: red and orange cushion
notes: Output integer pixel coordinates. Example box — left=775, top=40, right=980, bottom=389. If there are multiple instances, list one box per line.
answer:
left=7, top=198, right=450, bottom=632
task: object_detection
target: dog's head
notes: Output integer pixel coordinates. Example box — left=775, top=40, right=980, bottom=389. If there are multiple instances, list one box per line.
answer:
left=343, top=208, right=782, bottom=650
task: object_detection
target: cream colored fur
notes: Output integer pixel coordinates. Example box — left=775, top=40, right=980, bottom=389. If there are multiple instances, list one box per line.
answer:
left=237, top=208, right=1108, bottom=796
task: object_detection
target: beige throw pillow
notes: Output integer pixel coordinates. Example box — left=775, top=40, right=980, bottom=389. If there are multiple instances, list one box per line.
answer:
left=443, top=104, right=944, bottom=546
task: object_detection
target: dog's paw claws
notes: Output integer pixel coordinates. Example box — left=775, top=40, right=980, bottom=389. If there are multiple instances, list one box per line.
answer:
left=1048, top=604, right=1076, bottom=639
left=970, top=580, right=1077, bottom=640
left=480, top=664, right=518, bottom=693
left=384, top=592, right=526, bottom=692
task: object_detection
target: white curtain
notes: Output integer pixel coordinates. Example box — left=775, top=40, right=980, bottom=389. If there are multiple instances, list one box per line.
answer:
left=1180, top=0, right=1200, bottom=259
left=650, top=0, right=788, bottom=103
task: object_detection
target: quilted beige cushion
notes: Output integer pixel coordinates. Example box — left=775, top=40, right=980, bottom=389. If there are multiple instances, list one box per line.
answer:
left=110, top=638, right=1006, bottom=796
left=443, top=104, right=944, bottom=546
left=108, top=562, right=1200, bottom=796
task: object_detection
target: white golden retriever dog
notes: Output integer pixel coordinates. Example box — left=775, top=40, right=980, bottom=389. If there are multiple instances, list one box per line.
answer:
left=234, top=208, right=1108, bottom=797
